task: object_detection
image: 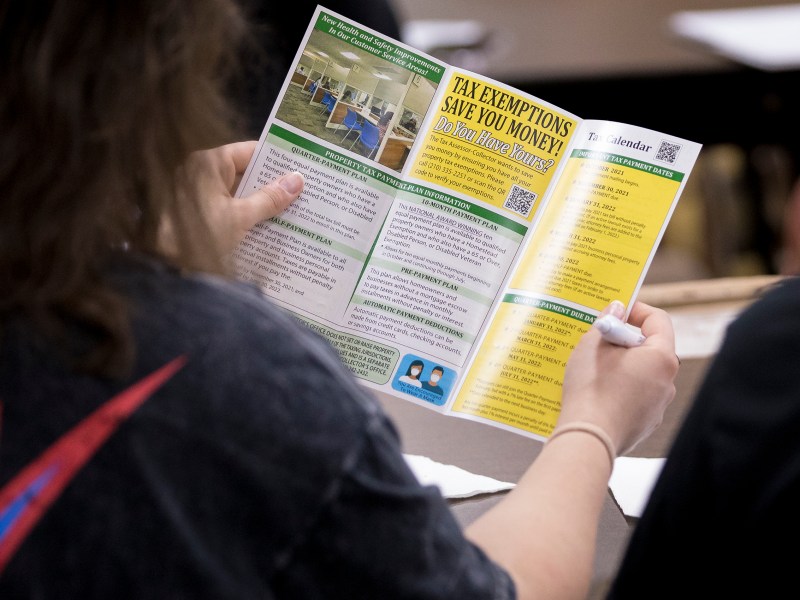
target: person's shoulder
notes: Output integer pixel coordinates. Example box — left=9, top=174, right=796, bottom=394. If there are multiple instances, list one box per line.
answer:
left=711, top=275, right=800, bottom=393
left=745, top=275, right=799, bottom=307
left=115, top=255, right=371, bottom=411
left=726, top=275, right=800, bottom=339
left=118, top=255, right=309, bottom=341
left=118, top=255, right=389, bottom=450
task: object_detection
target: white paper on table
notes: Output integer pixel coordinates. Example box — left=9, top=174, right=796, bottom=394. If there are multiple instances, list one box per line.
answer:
left=608, top=456, right=666, bottom=518
left=672, top=309, right=739, bottom=359
left=403, top=454, right=516, bottom=499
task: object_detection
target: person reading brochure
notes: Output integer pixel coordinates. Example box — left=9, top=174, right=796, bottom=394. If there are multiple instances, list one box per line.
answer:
left=0, top=2, right=678, bottom=598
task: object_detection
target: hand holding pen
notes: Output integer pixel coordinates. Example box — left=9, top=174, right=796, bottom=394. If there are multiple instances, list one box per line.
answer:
left=594, top=314, right=646, bottom=347
left=559, top=300, right=680, bottom=457
left=592, top=301, right=681, bottom=366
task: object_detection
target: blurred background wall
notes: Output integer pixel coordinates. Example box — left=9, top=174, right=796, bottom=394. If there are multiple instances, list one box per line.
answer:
left=389, top=0, right=800, bottom=283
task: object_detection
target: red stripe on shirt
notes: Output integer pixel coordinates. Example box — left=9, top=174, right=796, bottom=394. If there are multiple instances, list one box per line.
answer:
left=0, top=356, right=187, bottom=572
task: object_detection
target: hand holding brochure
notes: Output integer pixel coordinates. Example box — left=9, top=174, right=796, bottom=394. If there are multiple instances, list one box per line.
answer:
left=233, top=5, right=702, bottom=441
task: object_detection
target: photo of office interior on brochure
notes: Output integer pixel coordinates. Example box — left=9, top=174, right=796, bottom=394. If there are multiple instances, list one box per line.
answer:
left=275, top=25, right=438, bottom=173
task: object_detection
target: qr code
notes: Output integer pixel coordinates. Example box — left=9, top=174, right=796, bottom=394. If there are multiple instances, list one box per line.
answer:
left=655, top=140, right=681, bottom=164
left=503, top=184, right=537, bottom=217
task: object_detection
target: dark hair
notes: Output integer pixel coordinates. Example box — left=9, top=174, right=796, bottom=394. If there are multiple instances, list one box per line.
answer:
left=0, top=1, right=247, bottom=375
left=404, top=360, right=425, bottom=377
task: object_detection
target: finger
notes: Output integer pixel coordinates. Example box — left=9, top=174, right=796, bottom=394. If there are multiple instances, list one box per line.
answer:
left=633, top=303, right=680, bottom=375
left=599, top=299, right=625, bottom=319
left=226, top=141, right=261, bottom=195
left=228, top=140, right=258, bottom=174
left=629, top=301, right=676, bottom=350
left=628, top=301, right=661, bottom=328
left=188, top=143, right=253, bottom=192
left=236, top=171, right=304, bottom=230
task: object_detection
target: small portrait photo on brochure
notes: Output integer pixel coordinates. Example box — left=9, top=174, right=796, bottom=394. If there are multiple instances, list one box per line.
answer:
left=392, top=354, right=453, bottom=406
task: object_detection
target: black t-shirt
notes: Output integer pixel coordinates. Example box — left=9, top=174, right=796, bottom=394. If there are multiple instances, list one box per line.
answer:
left=0, top=257, right=512, bottom=599
left=608, top=276, right=800, bottom=598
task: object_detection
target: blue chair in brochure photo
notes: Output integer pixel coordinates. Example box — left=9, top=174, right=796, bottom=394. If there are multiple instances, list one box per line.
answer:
left=341, top=108, right=363, bottom=142
left=350, top=119, right=380, bottom=158
left=322, top=94, right=335, bottom=119
left=318, top=91, right=333, bottom=114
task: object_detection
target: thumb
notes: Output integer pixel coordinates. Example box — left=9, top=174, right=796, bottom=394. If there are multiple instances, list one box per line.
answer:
left=237, top=171, right=304, bottom=231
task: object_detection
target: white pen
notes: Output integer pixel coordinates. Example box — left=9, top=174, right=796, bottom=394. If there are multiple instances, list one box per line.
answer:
left=593, top=314, right=646, bottom=348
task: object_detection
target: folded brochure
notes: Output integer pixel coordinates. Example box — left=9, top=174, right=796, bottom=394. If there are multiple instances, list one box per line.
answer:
left=234, top=5, right=702, bottom=442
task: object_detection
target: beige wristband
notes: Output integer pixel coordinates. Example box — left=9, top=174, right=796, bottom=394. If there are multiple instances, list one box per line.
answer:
left=547, top=422, right=617, bottom=468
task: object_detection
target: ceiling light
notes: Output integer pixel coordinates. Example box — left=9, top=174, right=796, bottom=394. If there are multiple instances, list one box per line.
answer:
left=402, top=19, right=487, bottom=52
left=670, top=4, right=800, bottom=71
